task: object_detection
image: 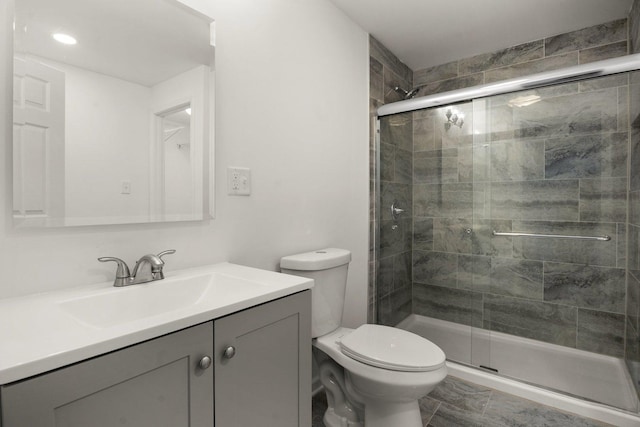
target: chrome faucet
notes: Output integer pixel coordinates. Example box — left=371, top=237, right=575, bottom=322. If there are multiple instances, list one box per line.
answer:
left=98, top=250, right=176, bottom=287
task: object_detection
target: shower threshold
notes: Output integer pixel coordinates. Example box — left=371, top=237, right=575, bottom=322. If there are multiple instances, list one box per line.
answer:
left=397, top=314, right=640, bottom=425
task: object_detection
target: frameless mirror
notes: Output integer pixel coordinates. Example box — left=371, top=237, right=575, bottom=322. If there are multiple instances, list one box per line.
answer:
left=12, top=0, right=215, bottom=227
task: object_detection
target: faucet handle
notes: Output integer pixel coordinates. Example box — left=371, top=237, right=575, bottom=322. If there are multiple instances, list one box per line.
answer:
left=98, top=257, right=131, bottom=279
left=157, top=249, right=176, bottom=261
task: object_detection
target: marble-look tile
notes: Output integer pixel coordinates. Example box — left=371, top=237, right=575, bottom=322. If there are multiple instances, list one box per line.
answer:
left=471, top=220, right=513, bottom=257
left=485, top=52, right=578, bottom=84
left=631, top=191, right=640, bottom=225
left=414, top=217, right=434, bottom=249
left=414, top=183, right=474, bottom=218
left=483, top=294, right=577, bottom=347
left=482, top=390, right=611, bottom=427
left=413, top=250, right=457, bottom=288
left=458, top=255, right=491, bottom=293
left=458, top=146, right=473, bottom=183
left=625, top=319, right=640, bottom=390
left=545, top=19, right=627, bottom=57
left=379, top=142, right=395, bottom=182
left=577, top=309, right=625, bottom=357
left=631, top=129, right=640, bottom=192
left=427, top=401, right=485, bottom=427
left=419, top=396, right=441, bottom=426
left=626, top=271, right=640, bottom=333
left=512, top=220, right=617, bottom=266
left=617, top=223, right=627, bottom=269
left=488, top=83, right=579, bottom=107
left=428, top=377, right=492, bottom=413
left=543, top=262, right=626, bottom=313
left=490, top=139, right=545, bottom=181
left=414, top=153, right=459, bottom=184
left=459, top=40, right=543, bottom=75
left=376, top=255, right=394, bottom=298
left=579, top=41, right=628, bottom=64
left=632, top=0, right=640, bottom=54
left=378, top=286, right=412, bottom=326
left=393, top=251, right=412, bottom=291
left=369, top=56, right=383, bottom=103
left=512, top=87, right=618, bottom=139
left=433, top=218, right=473, bottom=254
left=490, top=258, right=543, bottom=300
left=619, top=86, right=629, bottom=132
left=579, top=74, right=628, bottom=92
left=413, top=283, right=483, bottom=327
left=545, top=132, right=628, bottom=179
left=414, top=61, right=458, bottom=87
left=579, top=177, right=628, bottom=222
left=490, top=180, right=579, bottom=221
left=379, top=218, right=412, bottom=259
left=379, top=113, right=412, bottom=151
left=395, top=148, right=412, bottom=185
left=419, top=73, right=484, bottom=97
left=628, top=224, right=640, bottom=275
left=369, top=35, right=412, bottom=82
left=413, top=116, right=436, bottom=152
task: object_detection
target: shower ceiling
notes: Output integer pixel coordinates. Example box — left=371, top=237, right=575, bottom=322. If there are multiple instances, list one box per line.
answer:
left=329, top=0, right=634, bottom=70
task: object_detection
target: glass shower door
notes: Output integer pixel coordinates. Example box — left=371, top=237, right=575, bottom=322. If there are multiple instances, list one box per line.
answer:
left=469, top=75, right=635, bottom=411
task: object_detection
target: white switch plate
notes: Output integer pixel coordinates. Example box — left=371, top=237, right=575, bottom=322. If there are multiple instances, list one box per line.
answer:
left=227, top=167, right=251, bottom=196
left=121, top=180, right=131, bottom=194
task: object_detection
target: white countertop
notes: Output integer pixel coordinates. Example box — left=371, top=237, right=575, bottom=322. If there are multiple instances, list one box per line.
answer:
left=0, top=262, right=313, bottom=385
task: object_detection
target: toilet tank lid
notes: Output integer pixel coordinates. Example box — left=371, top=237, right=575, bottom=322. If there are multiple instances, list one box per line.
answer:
left=280, top=248, right=351, bottom=271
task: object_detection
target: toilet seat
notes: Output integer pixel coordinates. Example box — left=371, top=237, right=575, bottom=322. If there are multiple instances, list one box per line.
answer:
left=339, top=324, right=445, bottom=372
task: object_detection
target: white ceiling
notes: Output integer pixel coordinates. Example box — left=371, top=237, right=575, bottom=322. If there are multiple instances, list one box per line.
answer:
left=330, top=0, right=634, bottom=71
left=15, top=0, right=213, bottom=87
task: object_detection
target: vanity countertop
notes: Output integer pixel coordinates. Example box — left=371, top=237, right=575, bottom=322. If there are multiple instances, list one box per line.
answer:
left=0, top=262, right=313, bottom=385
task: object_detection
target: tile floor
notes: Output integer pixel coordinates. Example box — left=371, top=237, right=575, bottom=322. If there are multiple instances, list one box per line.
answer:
left=311, top=376, right=614, bottom=426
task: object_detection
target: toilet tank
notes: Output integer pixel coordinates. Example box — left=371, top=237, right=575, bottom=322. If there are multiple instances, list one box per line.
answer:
left=280, top=248, right=351, bottom=338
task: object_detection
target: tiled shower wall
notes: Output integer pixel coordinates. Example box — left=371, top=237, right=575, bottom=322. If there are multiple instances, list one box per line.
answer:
left=370, top=18, right=635, bottom=359
left=628, top=0, right=640, bottom=400
left=369, top=36, right=414, bottom=325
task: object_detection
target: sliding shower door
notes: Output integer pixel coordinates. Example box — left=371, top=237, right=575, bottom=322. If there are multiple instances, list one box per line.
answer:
left=376, top=71, right=637, bottom=411
left=468, top=75, right=633, bottom=411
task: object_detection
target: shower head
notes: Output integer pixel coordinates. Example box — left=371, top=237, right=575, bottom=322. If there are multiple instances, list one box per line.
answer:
left=394, top=86, right=419, bottom=99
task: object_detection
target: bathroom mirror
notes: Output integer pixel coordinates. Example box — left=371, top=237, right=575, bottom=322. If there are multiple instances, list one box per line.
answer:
left=12, top=0, right=215, bottom=227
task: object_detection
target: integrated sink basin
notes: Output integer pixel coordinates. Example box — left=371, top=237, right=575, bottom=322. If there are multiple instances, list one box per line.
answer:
left=0, top=262, right=313, bottom=385
left=58, top=272, right=266, bottom=328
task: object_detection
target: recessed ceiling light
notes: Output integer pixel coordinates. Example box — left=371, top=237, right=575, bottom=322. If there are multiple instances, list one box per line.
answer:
left=52, top=33, right=77, bottom=45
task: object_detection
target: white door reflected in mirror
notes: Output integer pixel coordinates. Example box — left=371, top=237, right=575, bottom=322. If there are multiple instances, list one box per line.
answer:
left=12, top=0, right=215, bottom=227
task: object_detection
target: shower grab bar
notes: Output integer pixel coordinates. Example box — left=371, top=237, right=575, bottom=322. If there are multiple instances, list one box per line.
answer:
left=492, top=230, right=610, bottom=241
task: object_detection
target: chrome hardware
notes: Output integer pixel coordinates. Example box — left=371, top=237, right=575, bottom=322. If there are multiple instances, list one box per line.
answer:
left=492, top=231, right=610, bottom=241
left=98, top=249, right=176, bottom=287
left=464, top=228, right=472, bottom=235
left=198, top=355, right=212, bottom=370
left=223, top=346, right=236, bottom=359
left=391, top=200, right=404, bottom=220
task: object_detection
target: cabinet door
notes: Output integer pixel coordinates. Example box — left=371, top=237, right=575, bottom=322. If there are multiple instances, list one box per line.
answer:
left=214, top=291, right=311, bottom=427
left=1, top=322, right=214, bottom=427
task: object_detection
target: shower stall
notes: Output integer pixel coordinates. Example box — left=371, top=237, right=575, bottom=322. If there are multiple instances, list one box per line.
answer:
left=374, top=55, right=640, bottom=419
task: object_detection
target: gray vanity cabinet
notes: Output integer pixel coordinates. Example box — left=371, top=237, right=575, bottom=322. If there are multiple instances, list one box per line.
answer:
left=0, top=290, right=311, bottom=427
left=0, top=321, right=215, bottom=427
left=214, top=290, right=311, bottom=427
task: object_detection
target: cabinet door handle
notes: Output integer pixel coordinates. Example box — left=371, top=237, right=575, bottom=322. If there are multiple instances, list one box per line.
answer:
left=198, top=355, right=212, bottom=370
left=223, top=346, right=236, bottom=359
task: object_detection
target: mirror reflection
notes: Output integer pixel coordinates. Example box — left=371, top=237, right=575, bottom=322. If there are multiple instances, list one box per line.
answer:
left=12, top=0, right=214, bottom=227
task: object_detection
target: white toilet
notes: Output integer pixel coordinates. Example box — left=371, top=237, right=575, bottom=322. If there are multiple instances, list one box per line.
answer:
left=280, top=248, right=447, bottom=427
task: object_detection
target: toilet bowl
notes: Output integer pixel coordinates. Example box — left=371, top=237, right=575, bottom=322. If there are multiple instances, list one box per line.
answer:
left=281, top=248, right=447, bottom=427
